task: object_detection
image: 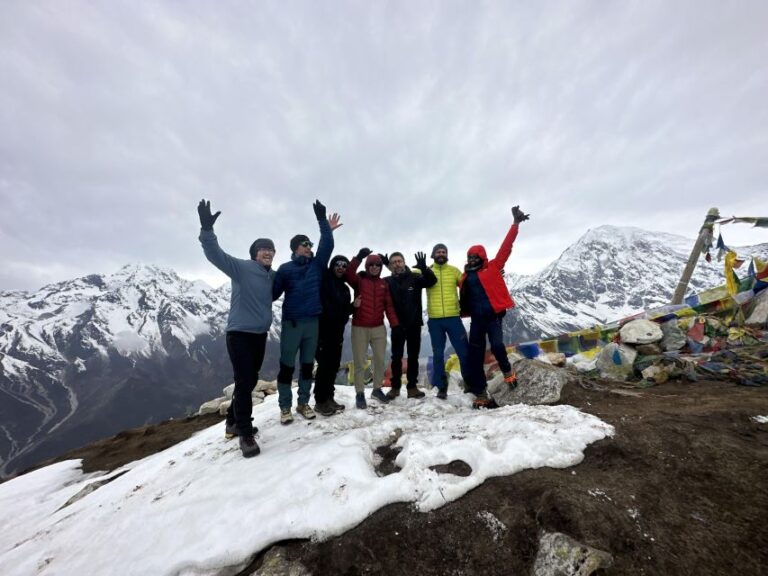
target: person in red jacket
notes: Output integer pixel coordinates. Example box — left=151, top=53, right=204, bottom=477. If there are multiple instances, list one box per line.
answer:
left=459, top=205, right=530, bottom=408
left=345, top=249, right=400, bottom=409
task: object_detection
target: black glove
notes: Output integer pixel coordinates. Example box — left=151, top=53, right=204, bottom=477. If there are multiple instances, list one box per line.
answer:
left=356, top=247, right=372, bottom=261
left=414, top=251, right=427, bottom=270
left=379, top=253, right=389, bottom=267
left=512, top=205, right=530, bottom=224
left=313, top=199, right=327, bottom=221
left=198, top=199, right=221, bottom=231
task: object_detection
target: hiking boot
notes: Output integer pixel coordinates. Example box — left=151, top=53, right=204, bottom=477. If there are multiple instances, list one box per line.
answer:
left=504, top=371, right=518, bottom=389
left=436, top=387, right=448, bottom=400
left=371, top=388, right=390, bottom=403
left=239, top=435, right=261, bottom=458
left=331, top=398, right=346, bottom=411
left=280, top=408, right=294, bottom=425
left=296, top=404, right=316, bottom=420
left=472, top=390, right=491, bottom=409
left=386, top=387, right=401, bottom=400
left=355, top=392, right=367, bottom=409
left=315, top=400, right=338, bottom=417
left=224, top=422, right=240, bottom=439
left=407, top=387, right=426, bottom=399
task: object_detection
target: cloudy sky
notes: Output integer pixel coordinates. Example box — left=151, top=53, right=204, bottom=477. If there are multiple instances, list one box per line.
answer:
left=1, top=1, right=766, bottom=291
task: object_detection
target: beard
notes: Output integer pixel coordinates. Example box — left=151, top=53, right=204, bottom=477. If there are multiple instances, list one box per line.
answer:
left=434, top=255, right=448, bottom=265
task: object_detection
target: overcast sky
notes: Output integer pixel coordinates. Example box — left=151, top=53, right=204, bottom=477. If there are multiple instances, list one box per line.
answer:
left=1, top=1, right=766, bottom=291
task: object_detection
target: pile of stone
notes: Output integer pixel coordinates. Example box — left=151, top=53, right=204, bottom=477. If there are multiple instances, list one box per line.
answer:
left=197, top=380, right=278, bottom=416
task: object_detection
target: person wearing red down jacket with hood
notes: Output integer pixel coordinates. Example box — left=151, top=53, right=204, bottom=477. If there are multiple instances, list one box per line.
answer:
left=345, top=249, right=400, bottom=409
left=459, top=205, right=530, bottom=408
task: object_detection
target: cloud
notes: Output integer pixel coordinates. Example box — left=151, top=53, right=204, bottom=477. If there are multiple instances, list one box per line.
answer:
left=1, top=0, right=766, bottom=290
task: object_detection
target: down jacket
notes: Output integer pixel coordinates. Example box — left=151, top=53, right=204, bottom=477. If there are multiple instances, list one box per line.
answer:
left=386, top=266, right=436, bottom=328
left=345, top=255, right=399, bottom=328
left=273, top=217, right=333, bottom=321
left=426, top=263, right=463, bottom=319
left=459, top=223, right=519, bottom=315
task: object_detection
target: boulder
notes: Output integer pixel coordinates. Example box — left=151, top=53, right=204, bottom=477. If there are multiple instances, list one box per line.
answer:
left=635, top=343, right=663, bottom=356
left=532, top=531, right=613, bottom=576
left=619, top=319, right=663, bottom=345
left=488, top=359, right=572, bottom=406
left=596, top=343, right=637, bottom=381
left=544, top=352, right=567, bottom=367
left=745, top=288, right=768, bottom=326
left=256, top=380, right=278, bottom=395
left=660, top=320, right=687, bottom=351
left=198, top=397, right=226, bottom=416
left=251, top=546, right=310, bottom=576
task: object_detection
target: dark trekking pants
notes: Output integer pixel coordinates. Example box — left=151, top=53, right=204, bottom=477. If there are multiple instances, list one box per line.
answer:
left=468, top=313, right=510, bottom=395
left=390, top=324, right=422, bottom=389
left=226, top=331, right=267, bottom=435
left=314, top=320, right=346, bottom=404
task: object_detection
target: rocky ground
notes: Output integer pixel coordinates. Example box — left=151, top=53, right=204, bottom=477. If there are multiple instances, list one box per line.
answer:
left=32, top=372, right=768, bottom=576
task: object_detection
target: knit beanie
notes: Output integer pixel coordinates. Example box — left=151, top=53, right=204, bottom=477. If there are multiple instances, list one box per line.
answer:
left=249, top=238, right=275, bottom=259
left=431, top=243, right=448, bottom=259
left=290, top=234, right=310, bottom=252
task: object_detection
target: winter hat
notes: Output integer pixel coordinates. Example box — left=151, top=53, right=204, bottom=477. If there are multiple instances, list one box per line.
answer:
left=249, top=238, right=275, bottom=259
left=290, top=234, right=311, bottom=252
left=431, top=243, right=448, bottom=259
left=329, top=255, right=350, bottom=269
left=365, top=254, right=383, bottom=267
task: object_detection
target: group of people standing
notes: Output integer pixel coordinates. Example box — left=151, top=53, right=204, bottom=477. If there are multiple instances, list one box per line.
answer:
left=198, top=199, right=529, bottom=458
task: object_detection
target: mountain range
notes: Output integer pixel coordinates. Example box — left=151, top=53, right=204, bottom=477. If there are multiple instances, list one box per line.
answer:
left=1, top=225, right=765, bottom=478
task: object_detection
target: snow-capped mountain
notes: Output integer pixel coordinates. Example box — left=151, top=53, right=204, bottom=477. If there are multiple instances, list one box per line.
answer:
left=0, top=265, right=282, bottom=478
left=2, top=227, right=765, bottom=479
left=502, top=225, right=768, bottom=342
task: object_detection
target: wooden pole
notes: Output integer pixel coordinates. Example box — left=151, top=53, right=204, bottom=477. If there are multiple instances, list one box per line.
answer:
left=671, top=208, right=720, bottom=304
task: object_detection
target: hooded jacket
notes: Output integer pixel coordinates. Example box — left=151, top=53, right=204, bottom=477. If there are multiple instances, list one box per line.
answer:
left=320, top=255, right=353, bottom=328
left=345, top=254, right=399, bottom=328
left=385, top=265, right=437, bottom=328
left=273, top=217, right=333, bottom=320
left=459, top=223, right=519, bottom=316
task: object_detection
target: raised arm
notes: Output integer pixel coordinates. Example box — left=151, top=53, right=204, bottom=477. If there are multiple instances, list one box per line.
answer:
left=345, top=248, right=371, bottom=287
left=313, top=200, right=340, bottom=267
left=413, top=251, right=437, bottom=288
left=197, top=199, right=242, bottom=280
left=490, top=205, right=529, bottom=269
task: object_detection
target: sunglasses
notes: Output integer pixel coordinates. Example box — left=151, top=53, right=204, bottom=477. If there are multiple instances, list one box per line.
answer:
left=334, top=262, right=348, bottom=269
left=299, top=240, right=314, bottom=248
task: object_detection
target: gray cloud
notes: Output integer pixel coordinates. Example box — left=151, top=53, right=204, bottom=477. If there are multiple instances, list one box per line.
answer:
left=1, top=0, right=766, bottom=290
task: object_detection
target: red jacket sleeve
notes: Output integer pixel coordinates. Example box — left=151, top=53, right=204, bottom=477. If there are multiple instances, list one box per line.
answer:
left=490, top=223, right=519, bottom=270
left=345, top=257, right=361, bottom=287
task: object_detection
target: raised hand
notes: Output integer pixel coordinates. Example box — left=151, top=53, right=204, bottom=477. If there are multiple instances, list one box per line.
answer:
left=198, top=199, right=221, bottom=231
left=328, top=212, right=343, bottom=231
left=379, top=253, right=389, bottom=267
left=356, top=247, right=372, bottom=261
left=313, top=199, right=327, bottom=221
left=512, top=205, right=530, bottom=224
left=414, top=251, right=427, bottom=270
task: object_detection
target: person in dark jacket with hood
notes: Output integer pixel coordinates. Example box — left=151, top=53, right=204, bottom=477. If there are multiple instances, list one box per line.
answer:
left=384, top=251, right=436, bottom=399
left=198, top=199, right=274, bottom=458
left=459, top=205, right=529, bottom=408
left=273, top=200, right=342, bottom=424
left=314, top=254, right=353, bottom=416
left=345, top=249, right=400, bottom=409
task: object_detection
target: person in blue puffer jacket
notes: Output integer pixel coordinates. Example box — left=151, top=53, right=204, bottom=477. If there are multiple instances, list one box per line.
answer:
left=273, top=200, right=342, bottom=424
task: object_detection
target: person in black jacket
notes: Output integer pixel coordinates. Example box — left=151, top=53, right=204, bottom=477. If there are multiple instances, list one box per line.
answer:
left=314, top=255, right=353, bottom=416
left=384, top=251, right=437, bottom=399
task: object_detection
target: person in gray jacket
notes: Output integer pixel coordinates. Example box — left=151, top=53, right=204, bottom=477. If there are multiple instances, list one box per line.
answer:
left=198, top=199, right=274, bottom=458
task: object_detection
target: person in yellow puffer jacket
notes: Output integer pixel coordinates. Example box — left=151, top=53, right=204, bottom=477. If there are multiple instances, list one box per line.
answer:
left=426, top=243, right=473, bottom=398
